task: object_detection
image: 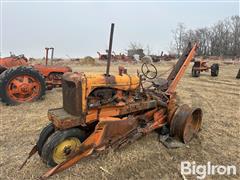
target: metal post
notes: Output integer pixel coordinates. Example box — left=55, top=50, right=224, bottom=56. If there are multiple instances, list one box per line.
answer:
left=45, top=48, right=49, bottom=66
left=106, top=23, right=115, bottom=76
left=50, top=47, right=54, bottom=65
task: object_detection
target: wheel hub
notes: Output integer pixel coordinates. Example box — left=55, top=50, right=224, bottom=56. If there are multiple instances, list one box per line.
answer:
left=7, top=74, right=41, bottom=102
left=19, top=84, right=31, bottom=94
left=63, top=146, right=72, bottom=155
left=53, top=137, right=81, bottom=164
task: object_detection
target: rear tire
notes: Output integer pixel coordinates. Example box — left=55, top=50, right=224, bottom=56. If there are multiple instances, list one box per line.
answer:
left=41, top=128, right=87, bottom=167
left=0, top=66, right=46, bottom=105
left=211, top=63, right=219, bottom=77
left=191, top=68, right=200, bottom=77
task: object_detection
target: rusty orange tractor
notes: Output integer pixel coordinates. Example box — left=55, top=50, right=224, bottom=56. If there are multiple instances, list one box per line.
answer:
left=0, top=48, right=71, bottom=105
left=21, top=24, right=202, bottom=179
left=191, top=59, right=219, bottom=77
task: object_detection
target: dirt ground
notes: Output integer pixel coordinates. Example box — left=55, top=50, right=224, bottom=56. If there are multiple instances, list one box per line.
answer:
left=0, top=60, right=239, bottom=180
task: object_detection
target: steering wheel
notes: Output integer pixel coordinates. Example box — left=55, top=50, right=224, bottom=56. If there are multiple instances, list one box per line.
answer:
left=141, top=63, right=158, bottom=79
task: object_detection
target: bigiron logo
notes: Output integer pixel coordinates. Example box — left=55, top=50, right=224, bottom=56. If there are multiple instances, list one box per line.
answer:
left=181, top=161, right=237, bottom=179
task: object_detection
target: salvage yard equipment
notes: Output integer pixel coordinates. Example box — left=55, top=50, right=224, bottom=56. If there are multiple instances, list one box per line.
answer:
left=21, top=24, right=202, bottom=179
left=0, top=49, right=71, bottom=105
left=192, top=60, right=219, bottom=77
left=97, top=51, right=132, bottom=62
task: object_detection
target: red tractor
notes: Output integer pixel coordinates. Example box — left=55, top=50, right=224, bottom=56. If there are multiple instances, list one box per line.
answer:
left=0, top=48, right=72, bottom=105
left=191, top=60, right=219, bottom=77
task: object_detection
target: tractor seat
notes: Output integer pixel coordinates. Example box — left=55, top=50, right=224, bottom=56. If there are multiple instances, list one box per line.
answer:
left=152, top=78, right=168, bottom=91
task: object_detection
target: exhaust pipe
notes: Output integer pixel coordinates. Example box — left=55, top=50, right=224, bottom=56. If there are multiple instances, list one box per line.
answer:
left=106, top=23, right=115, bottom=76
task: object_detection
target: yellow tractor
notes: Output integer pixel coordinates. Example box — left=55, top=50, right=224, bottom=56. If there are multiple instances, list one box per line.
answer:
left=21, top=24, right=202, bottom=179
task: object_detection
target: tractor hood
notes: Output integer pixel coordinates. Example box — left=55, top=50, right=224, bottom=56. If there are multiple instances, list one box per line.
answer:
left=62, top=72, right=140, bottom=116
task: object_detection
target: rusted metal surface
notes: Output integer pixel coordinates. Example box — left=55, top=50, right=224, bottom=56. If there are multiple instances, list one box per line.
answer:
left=19, top=145, right=38, bottom=170
left=40, top=112, right=164, bottom=178
left=49, top=98, right=159, bottom=130
left=45, top=48, right=49, bottom=66
left=167, top=43, right=198, bottom=94
left=45, top=47, right=54, bottom=66
left=0, top=55, right=28, bottom=69
left=33, top=64, right=72, bottom=89
left=151, top=53, right=176, bottom=62
left=118, top=66, right=127, bottom=76
left=0, top=52, right=72, bottom=104
left=48, top=108, right=86, bottom=129
left=167, top=42, right=193, bottom=83
left=170, top=104, right=202, bottom=143
left=21, top=24, right=202, bottom=178
left=62, top=72, right=84, bottom=116
left=191, top=60, right=219, bottom=77
left=192, top=60, right=209, bottom=71
left=98, top=51, right=133, bottom=63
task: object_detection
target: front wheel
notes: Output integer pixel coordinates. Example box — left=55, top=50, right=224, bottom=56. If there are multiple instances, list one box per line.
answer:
left=41, top=128, right=87, bottom=167
left=36, top=123, right=55, bottom=156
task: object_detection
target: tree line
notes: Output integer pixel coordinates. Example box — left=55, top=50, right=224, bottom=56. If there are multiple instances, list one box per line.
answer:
left=172, top=15, right=240, bottom=57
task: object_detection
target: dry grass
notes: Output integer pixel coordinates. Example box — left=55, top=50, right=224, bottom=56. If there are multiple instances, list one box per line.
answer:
left=0, top=60, right=239, bottom=179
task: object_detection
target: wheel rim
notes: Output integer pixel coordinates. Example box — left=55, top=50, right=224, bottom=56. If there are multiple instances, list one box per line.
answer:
left=170, top=105, right=202, bottom=143
left=7, top=75, right=41, bottom=102
left=53, top=137, right=81, bottom=164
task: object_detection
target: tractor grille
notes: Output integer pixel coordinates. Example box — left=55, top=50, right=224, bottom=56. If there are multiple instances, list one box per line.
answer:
left=62, top=77, right=82, bottom=116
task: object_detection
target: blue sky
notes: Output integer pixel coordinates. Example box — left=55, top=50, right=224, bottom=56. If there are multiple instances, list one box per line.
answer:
left=1, top=1, right=239, bottom=58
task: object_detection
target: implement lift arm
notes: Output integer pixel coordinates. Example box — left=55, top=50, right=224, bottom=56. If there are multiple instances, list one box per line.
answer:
left=166, top=42, right=198, bottom=94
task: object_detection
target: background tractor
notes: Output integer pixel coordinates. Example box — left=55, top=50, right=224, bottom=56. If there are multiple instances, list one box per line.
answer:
left=0, top=48, right=71, bottom=105
left=191, top=60, right=219, bottom=77
left=21, top=24, right=203, bottom=179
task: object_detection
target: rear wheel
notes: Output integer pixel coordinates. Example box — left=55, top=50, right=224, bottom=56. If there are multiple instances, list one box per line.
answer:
left=0, top=66, right=46, bottom=105
left=170, top=104, right=202, bottom=143
left=41, top=128, right=87, bottom=167
left=191, top=68, right=200, bottom=77
left=211, top=63, right=219, bottom=76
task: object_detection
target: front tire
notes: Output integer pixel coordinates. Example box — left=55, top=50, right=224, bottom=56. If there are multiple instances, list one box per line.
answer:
left=37, top=123, right=55, bottom=156
left=41, top=128, right=86, bottom=167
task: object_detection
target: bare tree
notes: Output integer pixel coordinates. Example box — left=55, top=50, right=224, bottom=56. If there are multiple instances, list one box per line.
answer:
left=171, top=15, right=240, bottom=57
left=146, top=45, right=151, bottom=55
left=230, top=15, right=240, bottom=56
left=172, top=23, right=186, bottom=57
left=128, top=42, right=143, bottom=50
